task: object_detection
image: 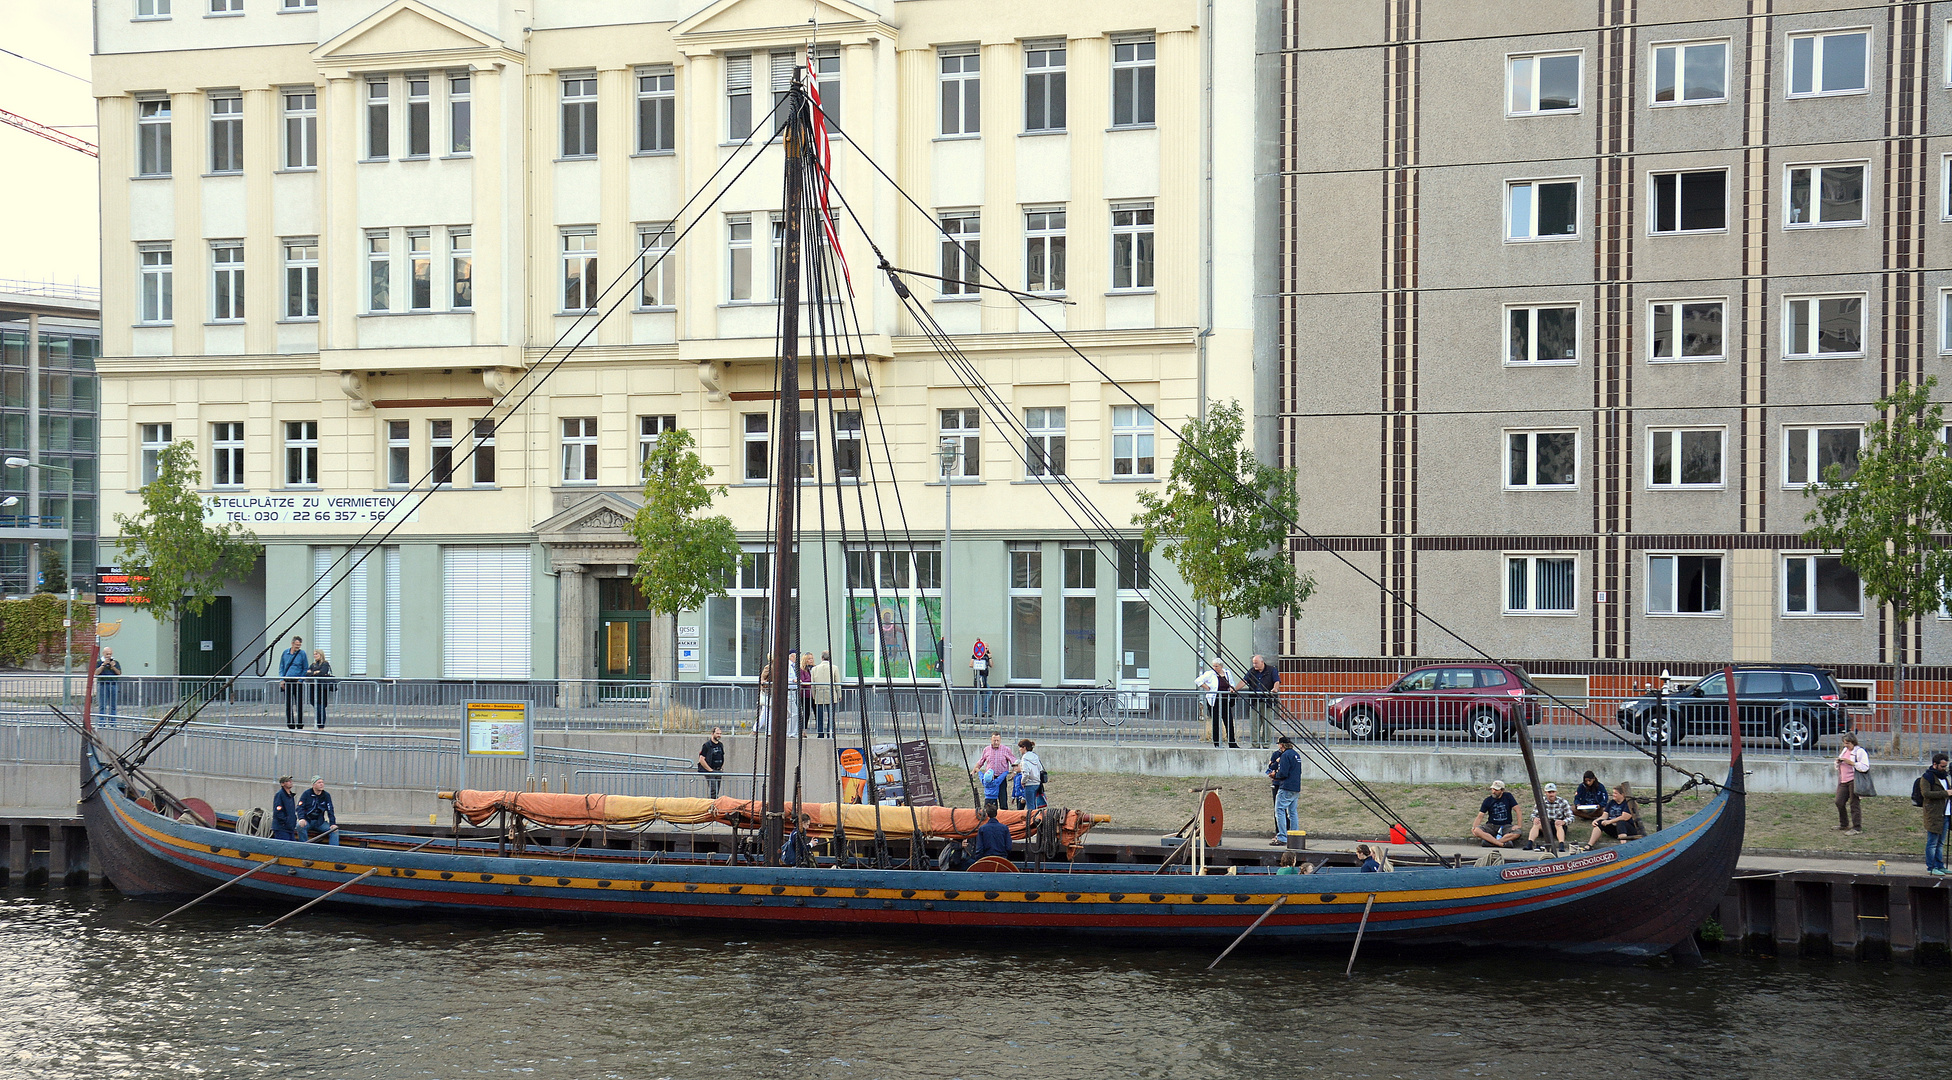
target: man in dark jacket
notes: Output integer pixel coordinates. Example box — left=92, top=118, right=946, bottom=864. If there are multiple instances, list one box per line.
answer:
left=696, top=727, right=727, bottom=799
left=1266, top=735, right=1302, bottom=845
left=278, top=636, right=309, bottom=730
left=972, top=806, right=1013, bottom=861
left=298, top=775, right=339, bottom=845
left=1922, top=753, right=1950, bottom=876
left=270, top=775, right=300, bottom=841
left=1242, top=655, right=1281, bottom=747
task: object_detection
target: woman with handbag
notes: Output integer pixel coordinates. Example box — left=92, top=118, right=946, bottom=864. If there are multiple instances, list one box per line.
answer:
left=307, top=649, right=336, bottom=730
left=1834, top=732, right=1869, bottom=834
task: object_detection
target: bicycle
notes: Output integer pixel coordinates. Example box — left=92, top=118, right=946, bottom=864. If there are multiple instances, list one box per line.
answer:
left=1059, top=683, right=1125, bottom=727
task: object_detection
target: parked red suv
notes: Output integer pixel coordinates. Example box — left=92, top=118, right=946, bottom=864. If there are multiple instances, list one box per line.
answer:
left=1326, top=663, right=1542, bottom=742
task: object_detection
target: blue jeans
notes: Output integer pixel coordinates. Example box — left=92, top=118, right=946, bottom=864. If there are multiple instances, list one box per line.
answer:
left=98, top=680, right=119, bottom=719
left=1927, top=828, right=1946, bottom=873
left=1274, top=788, right=1299, bottom=838
left=298, top=821, right=340, bottom=845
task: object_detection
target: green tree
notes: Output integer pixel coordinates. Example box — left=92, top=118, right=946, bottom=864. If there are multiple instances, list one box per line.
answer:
left=112, top=440, right=262, bottom=624
left=1802, top=377, right=1952, bottom=750
left=1133, top=399, right=1316, bottom=656
left=36, top=548, right=67, bottom=594
left=627, top=428, right=743, bottom=619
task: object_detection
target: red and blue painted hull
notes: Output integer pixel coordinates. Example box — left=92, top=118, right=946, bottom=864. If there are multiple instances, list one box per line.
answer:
left=81, top=748, right=1742, bottom=959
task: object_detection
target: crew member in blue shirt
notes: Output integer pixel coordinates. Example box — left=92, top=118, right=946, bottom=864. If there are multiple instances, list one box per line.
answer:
left=1267, top=735, right=1303, bottom=845
left=972, top=806, right=1013, bottom=862
left=278, top=636, right=310, bottom=730
left=270, top=775, right=301, bottom=841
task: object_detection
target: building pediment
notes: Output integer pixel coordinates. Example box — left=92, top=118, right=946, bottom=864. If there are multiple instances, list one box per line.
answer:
left=672, top=0, right=894, bottom=52
left=536, top=490, right=644, bottom=545
left=314, top=0, right=517, bottom=72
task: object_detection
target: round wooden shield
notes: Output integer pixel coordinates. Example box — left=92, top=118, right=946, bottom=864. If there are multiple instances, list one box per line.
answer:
left=1203, top=790, right=1225, bottom=846
left=134, top=797, right=155, bottom=813
left=967, top=856, right=1019, bottom=873
left=180, top=797, right=217, bottom=828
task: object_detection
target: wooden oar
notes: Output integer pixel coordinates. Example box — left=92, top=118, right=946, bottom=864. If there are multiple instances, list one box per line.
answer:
left=146, top=832, right=333, bottom=926
left=1344, top=893, right=1378, bottom=977
left=1206, top=894, right=1287, bottom=971
left=257, top=836, right=444, bottom=931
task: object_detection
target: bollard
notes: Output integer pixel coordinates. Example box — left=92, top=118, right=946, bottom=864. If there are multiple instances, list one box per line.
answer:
left=1286, top=829, right=1306, bottom=850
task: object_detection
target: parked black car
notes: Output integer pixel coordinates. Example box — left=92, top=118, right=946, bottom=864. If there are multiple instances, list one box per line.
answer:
left=1615, top=665, right=1850, bottom=751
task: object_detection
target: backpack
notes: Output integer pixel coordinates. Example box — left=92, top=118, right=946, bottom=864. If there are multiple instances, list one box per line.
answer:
left=1914, top=773, right=1928, bottom=808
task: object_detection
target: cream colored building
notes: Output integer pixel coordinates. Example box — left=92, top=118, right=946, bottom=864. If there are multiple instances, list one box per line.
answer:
left=91, top=0, right=1266, bottom=689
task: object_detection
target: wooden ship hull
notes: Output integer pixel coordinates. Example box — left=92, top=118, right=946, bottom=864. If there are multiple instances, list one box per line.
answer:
left=82, top=744, right=1743, bottom=959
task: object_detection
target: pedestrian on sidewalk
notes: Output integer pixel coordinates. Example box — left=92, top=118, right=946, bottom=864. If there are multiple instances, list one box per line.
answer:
left=1196, top=658, right=1237, bottom=748
left=1834, top=732, right=1868, bottom=835
left=95, top=648, right=123, bottom=722
left=278, top=636, right=308, bottom=730
left=1242, top=655, right=1280, bottom=747
left=797, top=652, right=815, bottom=736
left=1015, top=738, right=1046, bottom=811
left=696, top=727, right=727, bottom=799
left=970, top=638, right=994, bottom=717
left=809, top=651, right=839, bottom=738
left=973, top=732, right=1017, bottom=812
left=308, top=649, right=335, bottom=730
left=1267, top=735, right=1302, bottom=845
left=756, top=652, right=775, bottom=734
left=1919, top=753, right=1949, bottom=875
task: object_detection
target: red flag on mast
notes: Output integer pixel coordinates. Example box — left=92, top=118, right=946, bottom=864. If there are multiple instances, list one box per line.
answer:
left=804, top=58, right=854, bottom=295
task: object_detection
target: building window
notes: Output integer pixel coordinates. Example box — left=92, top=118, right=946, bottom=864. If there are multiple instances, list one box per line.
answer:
left=283, top=239, right=319, bottom=318
left=637, top=223, right=675, bottom=307
left=1648, top=553, right=1723, bottom=615
left=209, top=0, right=242, bottom=10
left=1025, top=407, right=1065, bottom=479
left=1788, top=29, right=1869, bottom=97
left=1650, top=299, right=1724, bottom=361
left=811, top=47, right=840, bottom=125
left=727, top=214, right=752, bottom=301
left=1008, top=543, right=1043, bottom=682
left=561, top=74, right=597, bottom=157
left=210, top=242, right=245, bottom=321
left=284, top=420, right=318, bottom=487
left=448, top=74, right=471, bottom=154
left=561, top=417, right=597, bottom=483
left=430, top=419, right=453, bottom=486
left=1649, top=428, right=1724, bottom=488
left=1024, top=40, right=1066, bottom=133
left=282, top=0, right=316, bottom=9
left=282, top=89, right=317, bottom=168
left=830, top=410, right=863, bottom=480
left=1784, top=294, right=1864, bottom=358
left=742, top=413, right=768, bottom=481
left=404, top=74, right=431, bottom=157
left=472, top=419, right=495, bottom=486
left=1506, top=555, right=1576, bottom=614
left=706, top=547, right=773, bottom=679
left=1507, top=178, right=1578, bottom=240
left=386, top=420, right=409, bottom=487
left=940, top=408, right=979, bottom=478
left=1111, top=34, right=1156, bottom=127
left=939, top=47, right=980, bottom=136
left=365, top=78, right=389, bottom=160
left=136, top=0, right=170, bottom=16
left=212, top=421, right=244, bottom=488
left=795, top=412, right=818, bottom=480
left=1506, top=430, right=1577, bottom=489
left=769, top=214, right=787, bottom=300
left=407, top=229, right=432, bottom=311
left=1787, top=162, right=1866, bottom=226
left=939, top=211, right=980, bottom=296
left=366, top=231, right=390, bottom=311
left=1062, top=544, right=1097, bottom=682
left=1650, top=170, right=1727, bottom=233
left=1941, top=288, right=1952, bottom=353
left=1110, top=405, right=1155, bottom=478
left=1784, top=554, right=1861, bottom=615
left=139, top=423, right=173, bottom=484
left=1785, top=426, right=1861, bottom=487
left=137, top=244, right=173, bottom=323
left=843, top=545, right=943, bottom=680
left=137, top=97, right=172, bottom=176
left=1025, top=208, right=1065, bottom=294
left=1505, top=304, right=1578, bottom=365
left=1651, top=40, right=1728, bottom=104
left=638, top=414, right=677, bottom=467
left=726, top=53, right=753, bottom=140
left=1110, top=203, right=1154, bottom=290
left=562, top=230, right=598, bottom=312
left=449, top=230, right=472, bottom=309
left=636, top=67, right=675, bottom=153
left=769, top=52, right=798, bottom=135
left=209, top=93, right=242, bottom=172
left=1507, top=51, right=1580, bottom=114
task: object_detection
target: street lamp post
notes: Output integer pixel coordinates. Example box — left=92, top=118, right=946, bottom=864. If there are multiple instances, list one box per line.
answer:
left=7, top=457, right=76, bottom=706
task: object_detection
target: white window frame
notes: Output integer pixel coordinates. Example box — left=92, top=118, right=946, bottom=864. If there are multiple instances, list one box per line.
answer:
left=939, top=407, right=980, bottom=479
left=1646, top=552, right=1725, bottom=616
left=1110, top=202, right=1155, bottom=291
left=1111, top=34, right=1156, bottom=128
left=211, top=421, right=245, bottom=489
left=561, top=72, right=598, bottom=158
left=769, top=51, right=798, bottom=137
left=1504, top=553, right=1579, bottom=615
left=407, top=228, right=433, bottom=312
left=1504, top=429, right=1579, bottom=490
left=938, top=210, right=981, bottom=297
left=1024, top=207, right=1066, bottom=295
left=1025, top=406, right=1066, bottom=480
left=366, top=230, right=391, bottom=312
left=1939, top=287, right=1952, bottom=354
left=471, top=418, right=495, bottom=486
left=1504, top=303, right=1580, bottom=366
left=208, top=92, right=242, bottom=173
left=283, top=238, right=318, bottom=319
left=1649, top=298, right=1727, bottom=362
left=136, top=96, right=172, bottom=176
left=638, top=414, right=677, bottom=466
left=1646, top=427, right=1726, bottom=489
left=1785, top=160, right=1868, bottom=228
left=1782, top=553, right=1863, bottom=617
left=365, top=76, right=390, bottom=160
left=136, top=0, right=171, bottom=18
left=725, top=53, right=753, bottom=141
left=1783, top=293, right=1866, bottom=359
left=1505, top=177, right=1580, bottom=241
left=742, top=412, right=769, bottom=481
left=449, top=230, right=472, bottom=310
left=1060, top=543, right=1098, bottom=684
left=1648, top=168, right=1728, bottom=234
left=560, top=417, right=598, bottom=484
left=137, top=243, right=173, bottom=324
left=431, top=419, right=456, bottom=487
left=1008, top=542, right=1043, bottom=683
left=386, top=419, right=410, bottom=487
left=636, top=66, right=675, bottom=154
left=561, top=228, right=598, bottom=312
left=139, top=423, right=173, bottom=484
left=284, top=419, right=319, bottom=487
left=939, top=46, right=980, bottom=137
left=210, top=241, right=245, bottom=322
left=727, top=213, right=753, bottom=302
left=1023, top=39, right=1067, bottom=133
left=281, top=0, right=316, bottom=8
left=1942, top=153, right=1952, bottom=221
left=1506, top=50, right=1582, bottom=116
left=1650, top=39, right=1729, bottom=106
left=1110, top=405, right=1155, bottom=479
left=831, top=409, right=863, bottom=480
left=1783, top=425, right=1862, bottom=488
left=448, top=72, right=471, bottom=155
left=281, top=88, right=317, bottom=169
left=636, top=222, right=676, bottom=309
left=404, top=73, right=431, bottom=158
left=811, top=46, right=841, bottom=128
left=1787, top=28, right=1871, bottom=98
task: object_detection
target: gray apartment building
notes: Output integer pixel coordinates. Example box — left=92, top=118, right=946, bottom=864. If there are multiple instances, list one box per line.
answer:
left=1275, top=1, right=1949, bottom=698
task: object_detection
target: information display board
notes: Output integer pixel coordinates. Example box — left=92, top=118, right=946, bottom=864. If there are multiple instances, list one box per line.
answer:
left=463, top=700, right=531, bottom=759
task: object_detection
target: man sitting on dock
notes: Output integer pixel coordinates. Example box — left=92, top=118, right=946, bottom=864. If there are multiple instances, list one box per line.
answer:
left=972, top=806, right=1013, bottom=863
left=1471, top=780, right=1521, bottom=847
left=1588, top=785, right=1643, bottom=847
left=1526, top=783, right=1573, bottom=853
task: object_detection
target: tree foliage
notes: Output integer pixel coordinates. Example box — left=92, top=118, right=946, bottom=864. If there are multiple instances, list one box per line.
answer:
left=1132, top=399, right=1316, bottom=647
left=36, top=548, right=67, bottom=594
left=627, top=428, right=744, bottom=616
left=0, top=593, right=90, bottom=666
left=111, top=440, right=262, bottom=622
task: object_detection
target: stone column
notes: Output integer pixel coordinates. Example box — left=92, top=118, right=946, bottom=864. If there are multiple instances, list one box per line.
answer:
left=555, top=563, right=589, bottom=703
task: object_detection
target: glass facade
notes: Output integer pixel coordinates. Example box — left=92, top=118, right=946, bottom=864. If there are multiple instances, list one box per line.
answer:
left=0, top=322, right=101, bottom=595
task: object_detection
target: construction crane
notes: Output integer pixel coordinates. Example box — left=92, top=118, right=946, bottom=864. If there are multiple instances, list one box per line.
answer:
left=0, top=106, right=98, bottom=157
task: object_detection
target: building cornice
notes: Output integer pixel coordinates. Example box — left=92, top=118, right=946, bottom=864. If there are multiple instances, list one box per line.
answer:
left=892, top=326, right=1199, bottom=354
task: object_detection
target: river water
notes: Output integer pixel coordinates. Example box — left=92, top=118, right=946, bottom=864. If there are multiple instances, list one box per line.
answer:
left=1, top=887, right=1941, bottom=1080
